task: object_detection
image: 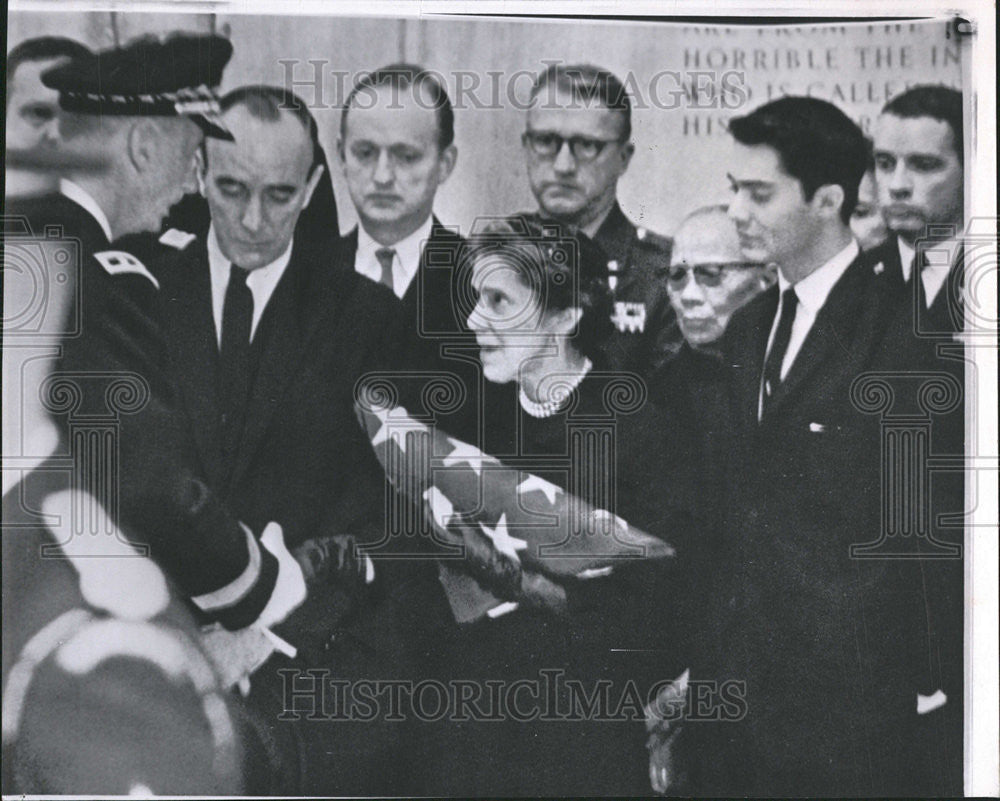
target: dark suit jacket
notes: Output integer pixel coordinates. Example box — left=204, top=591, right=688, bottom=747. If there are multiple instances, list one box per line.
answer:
left=155, top=233, right=400, bottom=543
left=154, top=233, right=407, bottom=652
left=695, top=251, right=961, bottom=795
left=335, top=219, right=487, bottom=444
left=867, top=233, right=965, bottom=334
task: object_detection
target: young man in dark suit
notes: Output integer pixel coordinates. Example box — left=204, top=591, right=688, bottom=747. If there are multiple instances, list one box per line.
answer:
left=870, top=85, right=965, bottom=332
left=870, top=85, right=967, bottom=784
left=660, top=96, right=960, bottom=797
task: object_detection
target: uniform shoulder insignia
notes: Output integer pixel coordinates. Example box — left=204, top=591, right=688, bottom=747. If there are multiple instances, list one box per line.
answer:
left=93, top=250, right=160, bottom=289
left=158, top=228, right=197, bottom=250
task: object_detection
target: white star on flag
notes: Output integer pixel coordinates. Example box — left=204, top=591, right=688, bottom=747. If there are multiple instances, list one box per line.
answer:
left=479, top=514, right=527, bottom=562
left=441, top=437, right=493, bottom=476
left=423, top=486, right=455, bottom=529
left=516, top=475, right=561, bottom=505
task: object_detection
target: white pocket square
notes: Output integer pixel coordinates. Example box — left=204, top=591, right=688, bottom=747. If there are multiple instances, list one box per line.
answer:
left=917, top=689, right=947, bottom=714
left=809, top=422, right=826, bottom=433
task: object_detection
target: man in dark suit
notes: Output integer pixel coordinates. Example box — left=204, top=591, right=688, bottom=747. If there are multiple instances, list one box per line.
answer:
left=152, top=85, right=415, bottom=793
left=666, top=97, right=960, bottom=796
left=153, top=83, right=405, bottom=639
left=651, top=204, right=776, bottom=519
left=870, top=85, right=967, bottom=787
left=336, top=66, right=499, bottom=792
left=870, top=85, right=965, bottom=332
left=335, top=64, right=480, bottom=442
left=520, top=64, right=683, bottom=379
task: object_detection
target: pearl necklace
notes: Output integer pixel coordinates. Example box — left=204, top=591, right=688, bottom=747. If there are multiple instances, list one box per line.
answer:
left=518, top=359, right=593, bottom=419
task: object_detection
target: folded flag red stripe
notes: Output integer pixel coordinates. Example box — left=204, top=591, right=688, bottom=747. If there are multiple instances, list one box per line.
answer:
left=355, top=396, right=674, bottom=580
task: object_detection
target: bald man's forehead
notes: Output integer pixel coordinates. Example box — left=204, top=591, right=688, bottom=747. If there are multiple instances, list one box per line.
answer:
left=209, top=105, right=313, bottom=168
left=672, top=213, right=744, bottom=264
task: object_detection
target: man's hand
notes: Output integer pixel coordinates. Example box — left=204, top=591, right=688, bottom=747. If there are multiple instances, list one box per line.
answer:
left=292, top=533, right=368, bottom=590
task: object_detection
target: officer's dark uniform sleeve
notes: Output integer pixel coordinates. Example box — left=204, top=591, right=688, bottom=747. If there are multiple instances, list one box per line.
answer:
left=56, top=255, right=279, bottom=629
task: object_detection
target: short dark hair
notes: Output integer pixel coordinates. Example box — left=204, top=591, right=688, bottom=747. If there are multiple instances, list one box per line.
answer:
left=340, top=63, right=454, bottom=150
left=7, top=36, right=91, bottom=98
left=529, top=64, right=632, bottom=141
left=464, top=217, right=613, bottom=364
left=881, top=85, right=963, bottom=165
left=728, top=96, right=868, bottom=225
left=209, top=85, right=321, bottom=174
left=862, top=135, right=876, bottom=174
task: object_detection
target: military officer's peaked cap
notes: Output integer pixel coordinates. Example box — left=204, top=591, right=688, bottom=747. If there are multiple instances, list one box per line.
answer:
left=41, top=33, right=234, bottom=141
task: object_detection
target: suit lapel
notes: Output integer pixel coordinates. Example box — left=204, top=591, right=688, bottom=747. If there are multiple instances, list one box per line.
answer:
left=729, top=287, right=777, bottom=434
left=160, top=241, right=224, bottom=483
left=228, top=240, right=347, bottom=488
left=763, top=255, right=870, bottom=418
left=927, top=242, right=964, bottom=332
left=404, top=218, right=466, bottom=334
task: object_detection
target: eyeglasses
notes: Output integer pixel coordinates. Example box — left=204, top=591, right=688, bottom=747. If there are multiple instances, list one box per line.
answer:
left=522, top=130, right=622, bottom=162
left=663, top=262, right=765, bottom=289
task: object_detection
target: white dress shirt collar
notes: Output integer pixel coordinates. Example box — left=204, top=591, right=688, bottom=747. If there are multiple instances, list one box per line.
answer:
left=354, top=216, right=435, bottom=299
left=897, top=237, right=916, bottom=282
left=777, top=239, right=859, bottom=321
left=59, top=178, right=112, bottom=242
left=207, top=224, right=294, bottom=347
left=760, top=239, right=859, bottom=419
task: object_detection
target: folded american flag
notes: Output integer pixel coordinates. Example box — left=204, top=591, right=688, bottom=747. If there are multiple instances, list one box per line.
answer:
left=355, top=391, right=673, bottom=620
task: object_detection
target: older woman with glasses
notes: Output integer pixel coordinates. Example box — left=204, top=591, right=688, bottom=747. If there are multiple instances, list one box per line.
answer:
left=412, top=217, right=697, bottom=796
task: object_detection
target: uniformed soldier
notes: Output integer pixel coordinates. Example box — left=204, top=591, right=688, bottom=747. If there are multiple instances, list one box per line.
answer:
left=29, top=34, right=314, bottom=641
left=3, top=156, right=246, bottom=796
left=20, top=33, right=231, bottom=258
left=519, top=63, right=683, bottom=378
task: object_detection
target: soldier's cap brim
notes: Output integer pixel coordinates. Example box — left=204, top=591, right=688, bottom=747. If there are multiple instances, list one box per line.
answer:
left=42, top=33, right=234, bottom=140
left=189, top=112, right=234, bottom=142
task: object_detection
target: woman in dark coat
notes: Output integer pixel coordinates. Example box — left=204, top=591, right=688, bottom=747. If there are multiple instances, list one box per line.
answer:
left=413, top=218, right=700, bottom=796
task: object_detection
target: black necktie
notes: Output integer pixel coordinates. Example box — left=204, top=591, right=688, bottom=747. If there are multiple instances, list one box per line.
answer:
left=375, top=247, right=396, bottom=293
left=219, top=264, right=254, bottom=452
left=761, top=287, right=797, bottom=416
